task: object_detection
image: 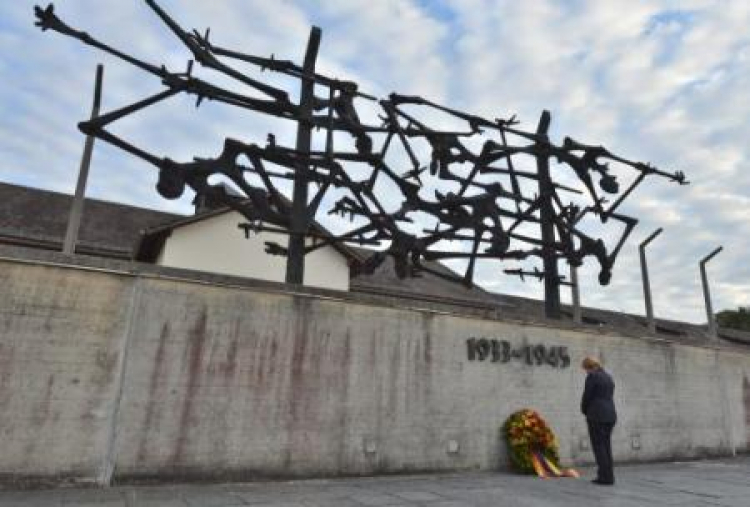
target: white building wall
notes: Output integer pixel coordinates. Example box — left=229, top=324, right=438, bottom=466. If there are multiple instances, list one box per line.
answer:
left=156, top=211, right=350, bottom=291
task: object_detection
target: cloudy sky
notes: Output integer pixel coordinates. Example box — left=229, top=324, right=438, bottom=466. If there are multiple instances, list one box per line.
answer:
left=2, top=0, right=749, bottom=324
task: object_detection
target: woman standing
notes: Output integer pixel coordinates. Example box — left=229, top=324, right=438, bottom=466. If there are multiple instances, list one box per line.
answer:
left=581, top=356, right=617, bottom=485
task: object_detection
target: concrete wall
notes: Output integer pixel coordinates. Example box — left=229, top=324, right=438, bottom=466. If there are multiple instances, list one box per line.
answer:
left=157, top=211, right=350, bottom=291
left=0, top=261, right=134, bottom=484
left=1, top=256, right=749, bottom=487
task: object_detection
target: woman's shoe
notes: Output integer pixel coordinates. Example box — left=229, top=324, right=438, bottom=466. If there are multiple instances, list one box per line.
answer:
left=591, top=479, right=614, bottom=485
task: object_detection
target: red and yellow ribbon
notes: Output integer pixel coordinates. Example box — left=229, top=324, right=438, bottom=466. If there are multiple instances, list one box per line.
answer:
left=531, top=451, right=580, bottom=479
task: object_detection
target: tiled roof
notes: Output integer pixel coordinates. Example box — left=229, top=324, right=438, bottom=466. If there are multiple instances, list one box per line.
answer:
left=0, top=182, right=182, bottom=258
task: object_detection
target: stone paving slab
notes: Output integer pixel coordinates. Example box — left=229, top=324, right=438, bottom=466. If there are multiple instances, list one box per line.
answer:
left=0, top=456, right=748, bottom=506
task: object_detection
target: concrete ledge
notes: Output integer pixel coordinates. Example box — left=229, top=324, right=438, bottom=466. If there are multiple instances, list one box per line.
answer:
left=0, top=244, right=746, bottom=353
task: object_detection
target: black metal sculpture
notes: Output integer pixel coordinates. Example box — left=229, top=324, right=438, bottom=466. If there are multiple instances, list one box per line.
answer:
left=35, top=2, right=687, bottom=318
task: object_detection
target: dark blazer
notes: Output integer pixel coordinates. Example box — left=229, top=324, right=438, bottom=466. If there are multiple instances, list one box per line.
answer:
left=581, top=368, right=617, bottom=423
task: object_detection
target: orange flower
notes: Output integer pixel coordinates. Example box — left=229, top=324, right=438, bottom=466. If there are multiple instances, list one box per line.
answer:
left=503, top=409, right=560, bottom=474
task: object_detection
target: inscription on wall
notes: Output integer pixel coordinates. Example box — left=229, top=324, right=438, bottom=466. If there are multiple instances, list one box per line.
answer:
left=467, top=338, right=570, bottom=368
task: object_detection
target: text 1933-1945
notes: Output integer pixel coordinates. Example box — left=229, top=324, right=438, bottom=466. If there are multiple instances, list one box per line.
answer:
left=466, top=338, right=570, bottom=368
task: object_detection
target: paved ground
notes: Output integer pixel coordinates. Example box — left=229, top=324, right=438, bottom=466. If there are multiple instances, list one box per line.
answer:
left=1, top=457, right=749, bottom=506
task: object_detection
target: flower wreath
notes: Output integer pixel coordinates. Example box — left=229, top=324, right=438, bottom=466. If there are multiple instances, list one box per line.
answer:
left=502, top=409, right=560, bottom=474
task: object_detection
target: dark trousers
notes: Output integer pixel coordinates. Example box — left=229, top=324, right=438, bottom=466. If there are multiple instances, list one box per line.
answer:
left=587, top=420, right=615, bottom=483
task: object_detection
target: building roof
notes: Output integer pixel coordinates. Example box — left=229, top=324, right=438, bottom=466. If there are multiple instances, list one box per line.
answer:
left=0, top=182, right=181, bottom=259
left=349, top=246, right=505, bottom=310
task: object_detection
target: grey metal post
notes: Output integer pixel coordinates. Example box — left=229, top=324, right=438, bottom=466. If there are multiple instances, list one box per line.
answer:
left=639, top=227, right=663, bottom=333
left=63, top=64, right=104, bottom=255
left=570, top=264, right=581, bottom=324
left=700, top=246, right=723, bottom=339
left=535, top=110, right=561, bottom=319
left=285, top=27, right=321, bottom=284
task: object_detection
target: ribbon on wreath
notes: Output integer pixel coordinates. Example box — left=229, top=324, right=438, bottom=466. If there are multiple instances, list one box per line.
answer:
left=530, top=450, right=580, bottom=478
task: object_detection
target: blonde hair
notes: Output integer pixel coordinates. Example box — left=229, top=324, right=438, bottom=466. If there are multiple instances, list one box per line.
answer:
left=581, top=356, right=602, bottom=370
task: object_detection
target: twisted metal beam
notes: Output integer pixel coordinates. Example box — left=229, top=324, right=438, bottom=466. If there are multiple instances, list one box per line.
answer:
left=34, top=2, right=688, bottom=318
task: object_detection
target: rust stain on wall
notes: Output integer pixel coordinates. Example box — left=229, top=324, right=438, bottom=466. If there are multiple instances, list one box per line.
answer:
left=415, top=314, right=434, bottom=409
left=93, top=348, right=118, bottom=385
left=137, top=321, right=170, bottom=463
left=267, top=336, right=278, bottom=380
left=250, top=330, right=274, bottom=390
left=288, top=298, right=310, bottom=427
left=23, top=374, right=55, bottom=460
left=31, top=374, right=55, bottom=426
left=254, top=338, right=265, bottom=387
left=0, top=342, right=13, bottom=403
left=332, top=328, right=353, bottom=469
left=223, top=334, right=239, bottom=379
left=422, top=314, right=433, bottom=366
left=172, top=308, right=208, bottom=464
left=388, top=335, right=401, bottom=415
left=285, top=297, right=331, bottom=471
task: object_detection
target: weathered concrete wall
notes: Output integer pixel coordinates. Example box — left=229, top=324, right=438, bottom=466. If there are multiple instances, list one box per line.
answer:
left=1, top=256, right=749, bottom=486
left=0, top=261, right=135, bottom=485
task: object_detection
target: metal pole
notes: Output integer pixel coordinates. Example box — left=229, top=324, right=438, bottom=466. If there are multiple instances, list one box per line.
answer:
left=700, top=246, right=723, bottom=339
left=536, top=110, right=561, bottom=319
left=63, top=64, right=104, bottom=255
left=639, top=227, right=663, bottom=333
left=285, top=27, right=321, bottom=285
left=570, top=264, right=581, bottom=324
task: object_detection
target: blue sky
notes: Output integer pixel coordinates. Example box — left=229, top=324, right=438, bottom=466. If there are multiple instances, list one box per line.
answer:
left=2, top=0, right=749, bottom=324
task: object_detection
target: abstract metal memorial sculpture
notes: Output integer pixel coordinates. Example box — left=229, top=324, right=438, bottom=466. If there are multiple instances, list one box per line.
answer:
left=35, top=2, right=687, bottom=319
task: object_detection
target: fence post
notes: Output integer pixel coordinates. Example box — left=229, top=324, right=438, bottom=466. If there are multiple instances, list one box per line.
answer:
left=63, top=64, right=104, bottom=255
left=699, top=246, right=723, bottom=339
left=639, top=228, right=663, bottom=333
